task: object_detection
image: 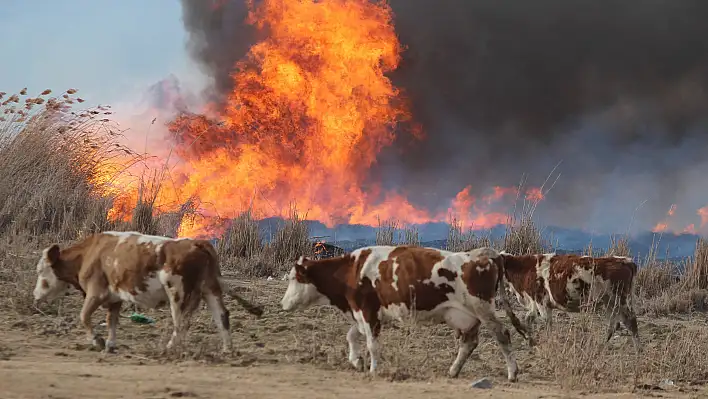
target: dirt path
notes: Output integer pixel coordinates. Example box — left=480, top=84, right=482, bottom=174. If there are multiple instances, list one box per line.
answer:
left=0, top=328, right=691, bottom=399
left=0, top=351, right=639, bottom=399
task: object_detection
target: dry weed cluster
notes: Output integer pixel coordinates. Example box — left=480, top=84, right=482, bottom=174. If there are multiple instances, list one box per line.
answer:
left=2, top=88, right=708, bottom=392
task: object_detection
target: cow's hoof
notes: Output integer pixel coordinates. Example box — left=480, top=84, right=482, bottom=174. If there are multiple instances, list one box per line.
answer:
left=351, top=357, right=365, bottom=372
left=92, top=336, right=106, bottom=351
left=104, top=341, right=117, bottom=354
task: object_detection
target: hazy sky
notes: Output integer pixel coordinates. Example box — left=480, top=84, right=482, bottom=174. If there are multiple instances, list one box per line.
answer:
left=0, top=1, right=202, bottom=106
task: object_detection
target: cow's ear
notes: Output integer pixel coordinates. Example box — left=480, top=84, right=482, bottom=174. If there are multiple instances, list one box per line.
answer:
left=295, top=262, right=307, bottom=276
left=44, top=244, right=60, bottom=264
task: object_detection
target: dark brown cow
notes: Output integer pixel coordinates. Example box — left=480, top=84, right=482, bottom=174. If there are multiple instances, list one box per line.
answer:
left=280, top=245, right=528, bottom=381
left=499, top=252, right=640, bottom=350
left=32, top=231, right=262, bottom=353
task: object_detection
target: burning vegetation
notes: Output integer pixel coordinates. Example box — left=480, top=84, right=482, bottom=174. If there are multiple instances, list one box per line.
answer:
left=92, top=0, right=548, bottom=239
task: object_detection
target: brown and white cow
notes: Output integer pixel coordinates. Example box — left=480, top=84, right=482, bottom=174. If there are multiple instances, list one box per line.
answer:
left=499, top=252, right=640, bottom=350
left=280, top=245, right=528, bottom=381
left=32, top=231, right=262, bottom=354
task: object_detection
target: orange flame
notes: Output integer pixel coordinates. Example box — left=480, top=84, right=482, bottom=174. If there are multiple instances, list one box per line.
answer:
left=651, top=203, right=677, bottom=233
left=652, top=204, right=708, bottom=236
left=100, top=0, right=546, bottom=238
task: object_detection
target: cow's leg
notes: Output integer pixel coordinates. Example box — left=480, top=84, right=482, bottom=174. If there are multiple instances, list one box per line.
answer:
left=446, top=310, right=481, bottom=378
left=619, top=304, right=641, bottom=353
left=619, top=297, right=641, bottom=352
left=609, top=302, right=641, bottom=353
left=79, top=293, right=105, bottom=350
left=104, top=301, right=121, bottom=353
left=203, top=282, right=232, bottom=354
left=537, top=302, right=553, bottom=335
left=168, top=295, right=201, bottom=351
left=604, top=298, right=623, bottom=344
left=352, top=310, right=380, bottom=374
left=165, top=278, right=188, bottom=351
left=523, top=305, right=538, bottom=343
left=346, top=323, right=365, bottom=371
left=474, top=302, right=518, bottom=382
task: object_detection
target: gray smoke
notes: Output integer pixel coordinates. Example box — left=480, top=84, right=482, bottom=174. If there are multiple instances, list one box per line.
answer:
left=179, top=0, right=708, bottom=233
left=180, top=0, right=256, bottom=102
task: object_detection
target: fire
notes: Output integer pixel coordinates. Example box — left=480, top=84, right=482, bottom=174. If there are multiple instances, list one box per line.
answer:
left=651, top=204, right=677, bottom=233
left=651, top=204, right=708, bottom=236
left=100, top=0, right=547, bottom=238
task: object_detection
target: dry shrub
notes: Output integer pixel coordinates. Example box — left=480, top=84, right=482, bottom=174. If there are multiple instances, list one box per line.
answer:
left=128, top=171, right=163, bottom=235
left=269, top=206, right=311, bottom=265
left=375, top=219, right=424, bottom=247
left=0, top=89, right=136, bottom=241
left=397, top=225, right=420, bottom=246
left=635, top=237, right=708, bottom=316
left=606, top=234, right=631, bottom=257
left=502, top=173, right=557, bottom=255
left=503, top=202, right=549, bottom=255
left=225, top=206, right=312, bottom=278
left=685, top=237, right=708, bottom=290
left=218, top=209, right=263, bottom=259
left=446, top=216, right=491, bottom=252
left=375, top=217, right=398, bottom=246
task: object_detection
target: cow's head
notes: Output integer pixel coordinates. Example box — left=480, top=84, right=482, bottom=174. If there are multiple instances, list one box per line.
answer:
left=33, top=244, right=71, bottom=303
left=280, top=255, right=329, bottom=311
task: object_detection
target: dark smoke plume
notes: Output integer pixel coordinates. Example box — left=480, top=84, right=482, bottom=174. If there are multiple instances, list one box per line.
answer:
left=380, top=0, right=708, bottom=232
left=179, top=0, right=708, bottom=233
left=180, top=0, right=256, bottom=102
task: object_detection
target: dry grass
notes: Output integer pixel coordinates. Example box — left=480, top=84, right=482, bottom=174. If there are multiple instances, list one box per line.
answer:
left=218, top=209, right=263, bottom=260
left=216, top=206, right=312, bottom=278
left=445, top=216, right=492, bottom=252
left=634, top=238, right=708, bottom=316
left=374, top=218, right=421, bottom=247
left=0, top=89, right=137, bottom=241
left=375, top=217, right=398, bottom=246
left=606, top=234, right=631, bottom=257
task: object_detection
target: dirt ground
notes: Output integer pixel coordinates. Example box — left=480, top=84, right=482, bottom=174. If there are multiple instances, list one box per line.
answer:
left=1, top=275, right=707, bottom=398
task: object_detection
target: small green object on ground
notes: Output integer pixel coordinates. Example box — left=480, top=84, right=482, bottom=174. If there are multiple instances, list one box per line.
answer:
left=129, top=312, right=155, bottom=324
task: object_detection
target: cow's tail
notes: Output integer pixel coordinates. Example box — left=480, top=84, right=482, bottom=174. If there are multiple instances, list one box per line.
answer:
left=193, top=240, right=264, bottom=317
left=495, top=255, right=532, bottom=344
left=217, top=277, right=265, bottom=317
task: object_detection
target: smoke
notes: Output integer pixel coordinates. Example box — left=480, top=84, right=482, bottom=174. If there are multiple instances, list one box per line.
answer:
left=179, top=0, right=708, bottom=233
left=179, top=0, right=256, bottom=102
left=378, top=0, right=708, bottom=232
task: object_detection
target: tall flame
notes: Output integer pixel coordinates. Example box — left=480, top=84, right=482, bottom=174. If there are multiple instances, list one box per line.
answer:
left=101, top=0, right=546, bottom=238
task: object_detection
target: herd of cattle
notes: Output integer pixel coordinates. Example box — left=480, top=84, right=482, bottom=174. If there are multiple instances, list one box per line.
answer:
left=32, top=231, right=641, bottom=382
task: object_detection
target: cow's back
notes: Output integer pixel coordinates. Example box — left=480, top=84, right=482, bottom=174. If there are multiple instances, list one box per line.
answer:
left=160, top=239, right=219, bottom=284
left=94, top=232, right=169, bottom=293
left=354, top=246, right=452, bottom=313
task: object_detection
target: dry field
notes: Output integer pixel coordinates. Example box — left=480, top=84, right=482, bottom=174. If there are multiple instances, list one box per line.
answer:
left=3, top=241, right=708, bottom=399
left=3, top=90, right=708, bottom=398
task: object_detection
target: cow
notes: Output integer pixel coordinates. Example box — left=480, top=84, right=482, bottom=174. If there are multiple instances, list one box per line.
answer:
left=32, top=231, right=263, bottom=354
left=499, top=252, right=640, bottom=351
left=280, top=245, right=529, bottom=382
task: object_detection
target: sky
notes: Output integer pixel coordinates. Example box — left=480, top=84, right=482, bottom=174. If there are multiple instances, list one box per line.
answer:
left=0, top=1, right=202, bottom=106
